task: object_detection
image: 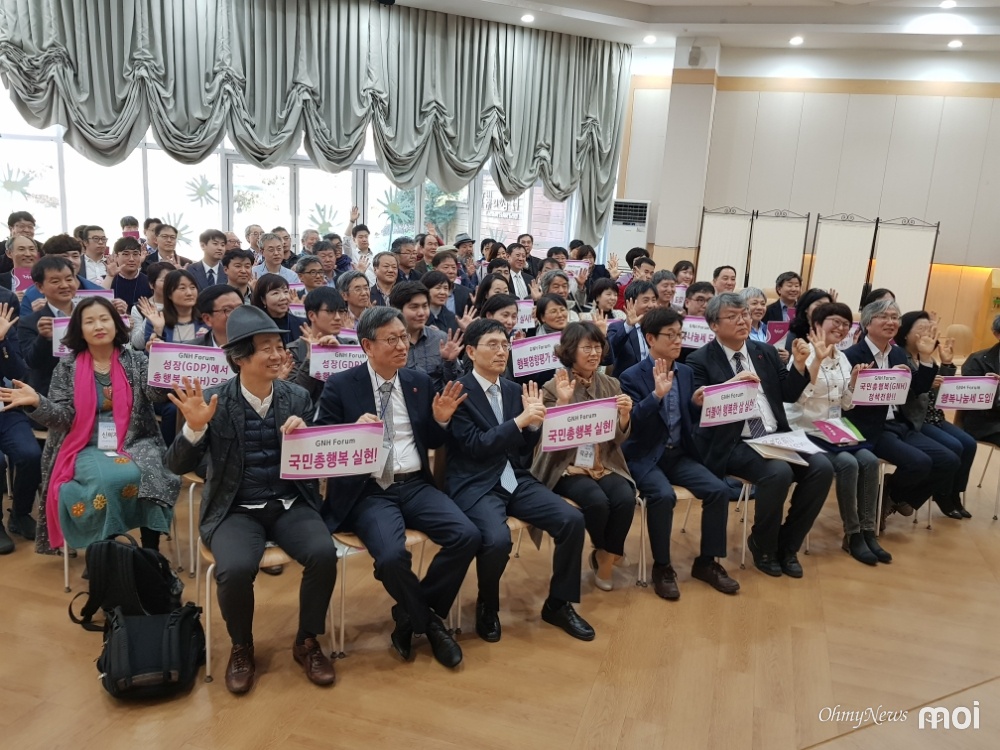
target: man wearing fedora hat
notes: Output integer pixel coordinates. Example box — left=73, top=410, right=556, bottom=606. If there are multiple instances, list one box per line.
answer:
left=165, top=306, right=339, bottom=694
left=452, top=233, right=478, bottom=290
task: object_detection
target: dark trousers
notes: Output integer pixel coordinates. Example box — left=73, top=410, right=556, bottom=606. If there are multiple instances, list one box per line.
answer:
left=873, top=422, right=960, bottom=508
left=554, top=473, right=635, bottom=556
left=154, top=401, right=177, bottom=448
left=0, top=411, right=42, bottom=516
left=921, top=421, right=978, bottom=498
left=209, top=499, right=338, bottom=646
left=463, top=479, right=585, bottom=610
left=725, top=444, right=833, bottom=556
left=343, top=478, right=479, bottom=633
left=634, top=447, right=730, bottom=566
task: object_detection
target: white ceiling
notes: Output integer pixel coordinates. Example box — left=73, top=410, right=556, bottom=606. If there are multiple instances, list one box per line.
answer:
left=396, top=1, right=1000, bottom=51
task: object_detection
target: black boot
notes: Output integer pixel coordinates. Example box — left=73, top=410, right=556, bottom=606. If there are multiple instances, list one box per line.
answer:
left=933, top=496, right=964, bottom=520
left=842, top=533, right=877, bottom=566
left=862, top=531, right=892, bottom=563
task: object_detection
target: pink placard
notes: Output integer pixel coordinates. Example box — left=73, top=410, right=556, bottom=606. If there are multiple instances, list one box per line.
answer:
left=851, top=368, right=912, bottom=405
left=280, top=423, right=385, bottom=479
left=540, top=397, right=619, bottom=452
left=936, top=376, right=998, bottom=410
left=699, top=380, right=759, bottom=427
left=511, top=332, right=561, bottom=376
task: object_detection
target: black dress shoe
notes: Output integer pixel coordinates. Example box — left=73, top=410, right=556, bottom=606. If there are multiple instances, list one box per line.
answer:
left=842, top=533, right=877, bottom=566
left=7, top=511, right=35, bottom=541
left=944, top=509, right=964, bottom=519
left=747, top=534, right=781, bottom=577
left=958, top=505, right=972, bottom=519
left=691, top=560, right=740, bottom=594
left=541, top=600, right=595, bottom=641
left=779, top=552, right=803, bottom=578
left=475, top=600, right=501, bottom=643
left=651, top=563, right=680, bottom=600
left=862, top=531, right=892, bottom=563
left=261, top=564, right=284, bottom=576
left=0, top=526, right=13, bottom=555
left=425, top=618, right=463, bottom=668
left=390, top=606, right=414, bottom=661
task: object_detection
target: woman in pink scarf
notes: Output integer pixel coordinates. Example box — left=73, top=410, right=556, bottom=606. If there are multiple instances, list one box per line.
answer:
left=0, top=297, right=180, bottom=554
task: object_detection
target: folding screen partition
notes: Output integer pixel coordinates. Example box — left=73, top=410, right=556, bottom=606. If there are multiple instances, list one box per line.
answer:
left=746, top=209, right=809, bottom=291
left=870, top=218, right=939, bottom=314
left=809, top=214, right=878, bottom=311
left=696, top=207, right=753, bottom=283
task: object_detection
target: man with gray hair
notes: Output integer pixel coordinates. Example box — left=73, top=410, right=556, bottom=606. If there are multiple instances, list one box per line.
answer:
left=252, top=232, right=299, bottom=283
left=687, top=293, right=834, bottom=578
left=316, top=306, right=478, bottom=669
left=336, top=270, right=370, bottom=327
left=244, top=224, right=263, bottom=263
left=651, top=269, right=677, bottom=309
left=300, top=229, right=320, bottom=254
left=961, top=313, right=1000, bottom=447
left=843, top=298, right=955, bottom=525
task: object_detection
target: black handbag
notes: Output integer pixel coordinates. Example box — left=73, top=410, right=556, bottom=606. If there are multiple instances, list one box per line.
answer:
left=97, top=603, right=205, bottom=699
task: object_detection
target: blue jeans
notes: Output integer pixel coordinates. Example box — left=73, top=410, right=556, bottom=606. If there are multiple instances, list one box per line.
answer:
left=921, top=421, right=978, bottom=499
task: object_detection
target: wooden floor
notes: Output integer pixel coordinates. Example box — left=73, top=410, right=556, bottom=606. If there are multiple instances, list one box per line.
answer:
left=3, top=450, right=1000, bottom=750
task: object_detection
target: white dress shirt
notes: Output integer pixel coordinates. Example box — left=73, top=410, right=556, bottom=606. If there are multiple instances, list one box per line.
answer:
left=510, top=270, right=528, bottom=299
left=866, top=337, right=896, bottom=420
left=720, top=341, right=778, bottom=435
left=367, top=364, right=421, bottom=475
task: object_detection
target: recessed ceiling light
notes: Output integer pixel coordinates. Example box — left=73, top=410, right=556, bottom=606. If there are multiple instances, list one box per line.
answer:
left=521, top=14, right=534, bottom=23
left=948, top=39, right=963, bottom=48
left=643, top=35, right=656, bottom=44
left=789, top=36, right=804, bottom=46
left=940, top=1, right=957, bottom=9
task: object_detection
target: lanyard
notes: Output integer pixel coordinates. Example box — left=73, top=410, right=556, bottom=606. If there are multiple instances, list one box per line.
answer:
left=374, top=373, right=397, bottom=420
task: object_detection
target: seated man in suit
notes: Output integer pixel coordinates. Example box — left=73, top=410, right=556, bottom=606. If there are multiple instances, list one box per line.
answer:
left=687, top=293, right=834, bottom=578
left=19, top=256, right=77, bottom=399
left=188, top=229, right=230, bottom=291
left=316, top=306, right=478, bottom=669
left=165, top=307, right=338, bottom=694
left=843, top=298, right=956, bottom=522
left=448, top=319, right=592, bottom=642
left=20, top=233, right=106, bottom=318
left=619, top=307, right=738, bottom=599
left=763, top=271, right=801, bottom=323
left=961, top=313, right=1000, bottom=447
left=607, top=280, right=658, bottom=375
left=192, top=284, right=244, bottom=348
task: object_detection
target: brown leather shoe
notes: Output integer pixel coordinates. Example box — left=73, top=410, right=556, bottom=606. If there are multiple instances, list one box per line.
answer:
left=293, top=638, right=336, bottom=686
left=651, top=564, right=680, bottom=600
left=691, top=560, right=740, bottom=594
left=225, top=644, right=255, bottom=694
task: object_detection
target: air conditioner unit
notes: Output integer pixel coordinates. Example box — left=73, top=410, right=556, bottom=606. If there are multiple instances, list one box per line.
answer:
left=607, top=200, right=650, bottom=267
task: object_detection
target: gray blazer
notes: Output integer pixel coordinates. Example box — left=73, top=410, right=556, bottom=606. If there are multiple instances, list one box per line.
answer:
left=29, top=347, right=181, bottom=553
left=164, top=376, right=321, bottom=546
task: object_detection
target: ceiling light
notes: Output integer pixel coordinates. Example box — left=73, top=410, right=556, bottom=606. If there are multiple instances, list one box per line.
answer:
left=948, top=39, right=963, bottom=48
left=521, top=14, right=534, bottom=23
left=643, top=35, right=656, bottom=44
left=789, top=36, right=804, bottom=46
left=940, top=1, right=957, bottom=9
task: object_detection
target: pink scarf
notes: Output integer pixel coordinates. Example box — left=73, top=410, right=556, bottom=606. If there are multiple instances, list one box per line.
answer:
left=46, top=348, right=134, bottom=549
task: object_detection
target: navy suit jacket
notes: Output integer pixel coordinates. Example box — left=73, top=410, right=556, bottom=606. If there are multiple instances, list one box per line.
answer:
left=446, top=372, right=541, bottom=511
left=188, top=261, right=229, bottom=291
left=686, top=339, right=809, bottom=477
left=763, top=300, right=789, bottom=324
left=315, top=364, right=446, bottom=531
left=619, top=358, right=701, bottom=482
left=607, top=322, right=643, bottom=375
left=842, top=337, right=936, bottom=442
left=0, top=286, right=26, bottom=382
left=18, top=307, right=62, bottom=397
left=451, top=284, right=473, bottom=315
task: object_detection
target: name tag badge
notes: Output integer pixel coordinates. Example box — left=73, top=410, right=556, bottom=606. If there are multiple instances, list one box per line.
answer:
left=98, top=421, right=117, bottom=451
left=828, top=404, right=842, bottom=419
left=575, top=443, right=596, bottom=469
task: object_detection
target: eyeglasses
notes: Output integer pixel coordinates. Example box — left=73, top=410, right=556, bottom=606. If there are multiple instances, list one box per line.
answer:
left=348, top=284, right=369, bottom=294
left=479, top=341, right=512, bottom=352
left=158, top=234, right=177, bottom=241
left=873, top=314, right=900, bottom=323
left=300, top=269, right=325, bottom=276
left=88, top=236, right=108, bottom=244
left=212, top=306, right=239, bottom=317
left=720, top=311, right=752, bottom=323
left=690, top=295, right=713, bottom=304
left=825, top=318, right=852, bottom=329
left=375, top=335, right=409, bottom=348
left=117, top=251, right=141, bottom=259
left=655, top=331, right=681, bottom=342
left=579, top=344, right=603, bottom=354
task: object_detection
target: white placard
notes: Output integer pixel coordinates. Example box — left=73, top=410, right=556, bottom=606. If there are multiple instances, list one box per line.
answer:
left=511, top=332, right=561, bottom=376
left=851, top=368, right=912, bottom=405
left=936, top=376, right=998, bottom=410
left=564, top=260, right=589, bottom=279
left=700, top=380, right=760, bottom=427
left=672, top=284, right=687, bottom=309
left=51, top=317, right=71, bottom=357
left=515, top=299, right=536, bottom=330
left=747, top=429, right=825, bottom=455
left=280, top=423, right=385, bottom=479
left=540, top=397, right=619, bottom=452
left=836, top=323, right=861, bottom=352
left=147, top=342, right=234, bottom=388
left=309, top=344, right=368, bottom=381
left=681, top=316, right=716, bottom=349
left=288, top=304, right=306, bottom=318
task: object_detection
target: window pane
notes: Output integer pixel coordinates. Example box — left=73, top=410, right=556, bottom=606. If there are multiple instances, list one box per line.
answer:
left=0, top=138, right=62, bottom=239
left=0, top=91, right=60, bottom=137
left=361, top=124, right=377, bottom=163
left=298, top=167, right=354, bottom=244
left=528, top=184, right=570, bottom=250
left=146, top=149, right=224, bottom=253
left=422, top=179, right=469, bottom=243
left=63, top=147, right=144, bottom=240
left=231, top=161, right=292, bottom=247
left=366, top=172, right=415, bottom=253
left=480, top=171, right=527, bottom=246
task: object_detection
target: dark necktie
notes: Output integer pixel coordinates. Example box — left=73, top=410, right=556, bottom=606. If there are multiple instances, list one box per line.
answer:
left=207, top=268, right=215, bottom=285
left=732, top=352, right=767, bottom=439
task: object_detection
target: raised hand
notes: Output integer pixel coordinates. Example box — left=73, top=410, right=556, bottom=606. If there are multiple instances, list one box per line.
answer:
left=624, top=298, right=642, bottom=327
left=0, top=302, right=19, bottom=341
left=456, top=306, right=478, bottom=332
left=137, top=297, right=165, bottom=335
left=554, top=368, right=577, bottom=405
left=439, top=328, right=464, bottom=361
left=792, top=337, right=811, bottom=371
left=653, top=358, right=674, bottom=399
left=808, top=329, right=835, bottom=362
left=432, top=380, right=468, bottom=422
left=276, top=350, right=295, bottom=381
left=939, top=336, right=955, bottom=364
left=608, top=253, right=621, bottom=281
left=591, top=314, right=608, bottom=335
left=0, top=379, right=39, bottom=409
left=355, top=255, right=370, bottom=274
left=575, top=264, right=590, bottom=286
left=298, top=323, right=318, bottom=344
left=529, top=279, right=542, bottom=301
left=166, top=377, right=218, bottom=432
left=916, top=323, right=939, bottom=357
left=104, top=253, right=120, bottom=278
left=828, top=288, right=838, bottom=302
left=349, top=205, right=360, bottom=223
left=112, top=298, right=128, bottom=316
left=521, top=380, right=544, bottom=409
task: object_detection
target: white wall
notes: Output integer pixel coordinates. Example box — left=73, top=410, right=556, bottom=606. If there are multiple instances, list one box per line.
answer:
left=623, top=88, right=671, bottom=240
